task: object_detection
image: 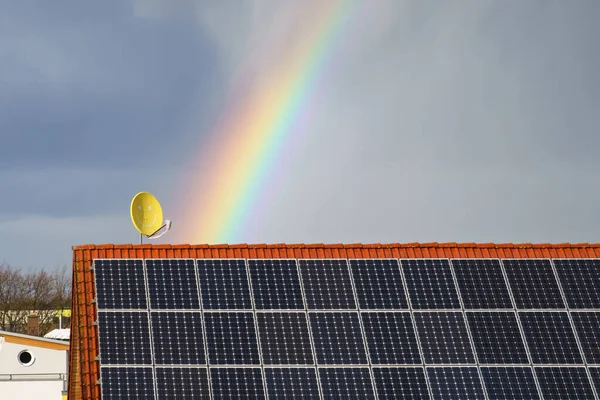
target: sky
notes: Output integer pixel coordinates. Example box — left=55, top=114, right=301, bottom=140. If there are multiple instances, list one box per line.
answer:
left=1, top=0, right=599, bottom=269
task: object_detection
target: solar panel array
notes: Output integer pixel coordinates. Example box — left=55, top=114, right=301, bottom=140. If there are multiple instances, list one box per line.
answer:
left=93, top=258, right=600, bottom=399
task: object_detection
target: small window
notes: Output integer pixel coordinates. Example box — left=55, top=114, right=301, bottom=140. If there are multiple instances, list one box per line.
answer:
left=18, top=350, right=35, bottom=366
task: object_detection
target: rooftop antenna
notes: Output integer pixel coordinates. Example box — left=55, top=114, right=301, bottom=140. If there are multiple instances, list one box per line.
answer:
left=130, top=192, right=172, bottom=244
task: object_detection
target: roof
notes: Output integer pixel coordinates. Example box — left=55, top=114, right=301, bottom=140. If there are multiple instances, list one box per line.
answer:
left=69, top=242, right=600, bottom=400
left=0, top=330, right=70, bottom=351
left=44, top=329, right=71, bottom=341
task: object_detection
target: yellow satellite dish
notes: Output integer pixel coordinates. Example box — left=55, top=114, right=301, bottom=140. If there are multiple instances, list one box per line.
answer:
left=130, top=192, right=164, bottom=236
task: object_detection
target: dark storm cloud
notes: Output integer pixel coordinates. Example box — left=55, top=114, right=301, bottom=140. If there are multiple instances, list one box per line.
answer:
left=0, top=1, right=223, bottom=170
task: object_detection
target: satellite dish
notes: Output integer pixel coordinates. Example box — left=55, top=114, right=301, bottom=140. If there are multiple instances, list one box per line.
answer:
left=130, top=192, right=172, bottom=241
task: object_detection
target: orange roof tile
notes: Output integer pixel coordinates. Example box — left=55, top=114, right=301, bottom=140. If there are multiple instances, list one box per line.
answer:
left=69, top=242, right=600, bottom=399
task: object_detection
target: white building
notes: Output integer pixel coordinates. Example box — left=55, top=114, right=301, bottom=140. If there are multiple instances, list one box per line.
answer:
left=0, top=330, right=69, bottom=400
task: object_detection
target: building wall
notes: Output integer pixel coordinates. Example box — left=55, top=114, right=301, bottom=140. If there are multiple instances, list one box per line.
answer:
left=0, top=341, right=67, bottom=400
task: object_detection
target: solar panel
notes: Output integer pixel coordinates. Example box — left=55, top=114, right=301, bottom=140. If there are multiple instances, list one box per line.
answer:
left=451, top=259, right=513, bottom=309
left=466, top=312, right=528, bottom=364
left=502, top=259, right=565, bottom=309
left=414, top=312, right=475, bottom=364
left=155, top=367, right=210, bottom=399
left=91, top=257, right=599, bottom=399
left=309, top=312, right=368, bottom=364
left=427, top=367, right=486, bottom=400
left=519, top=311, right=583, bottom=364
left=256, top=312, right=314, bottom=365
left=349, top=259, right=408, bottom=309
left=535, top=367, right=596, bottom=400
left=298, top=259, right=356, bottom=309
left=480, top=367, right=540, bottom=400
left=401, top=259, right=461, bottom=309
left=554, top=259, right=600, bottom=309
left=372, top=367, right=430, bottom=400
left=361, top=312, right=421, bottom=364
left=94, top=259, right=147, bottom=309
left=248, top=259, right=304, bottom=309
left=264, top=368, right=320, bottom=399
left=210, top=368, right=265, bottom=399
left=318, top=368, right=375, bottom=399
left=146, top=259, right=199, bottom=309
left=197, top=259, right=252, bottom=309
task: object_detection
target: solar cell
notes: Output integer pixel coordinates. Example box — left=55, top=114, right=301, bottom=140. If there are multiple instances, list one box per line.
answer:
left=503, top=259, right=565, bottom=309
left=100, top=367, right=155, bottom=400
left=427, top=367, right=485, bottom=400
left=451, top=259, right=513, bottom=309
left=204, top=312, right=260, bottom=364
left=298, top=260, right=356, bottom=309
left=372, top=367, right=430, bottom=400
left=535, top=367, right=596, bottom=400
left=248, top=260, right=304, bottom=309
left=589, top=368, right=600, bottom=396
left=554, top=259, right=600, bottom=309
left=466, top=312, right=528, bottom=364
left=309, top=312, right=368, bottom=364
left=146, top=259, right=199, bottom=309
left=401, top=259, right=461, bottom=309
left=256, top=312, right=314, bottom=365
left=150, top=312, right=205, bottom=365
left=571, top=312, right=600, bottom=364
left=264, top=368, right=320, bottom=399
left=154, top=367, right=210, bottom=399
left=197, top=259, right=252, bottom=309
left=97, top=312, right=152, bottom=365
left=210, top=368, right=265, bottom=399
left=414, top=312, right=475, bottom=364
left=349, top=259, right=408, bottom=309
left=318, top=368, right=375, bottom=399
left=480, top=367, right=540, bottom=400
left=519, top=312, right=583, bottom=364
left=94, top=259, right=147, bottom=309
left=361, top=312, right=421, bottom=364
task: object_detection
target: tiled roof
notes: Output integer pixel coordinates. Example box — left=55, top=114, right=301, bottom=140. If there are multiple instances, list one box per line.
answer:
left=69, top=242, right=600, bottom=399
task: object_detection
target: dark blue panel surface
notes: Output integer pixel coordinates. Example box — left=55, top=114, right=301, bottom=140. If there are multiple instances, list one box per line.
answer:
left=146, top=259, right=199, bottom=309
left=204, top=312, right=260, bottom=364
left=589, top=368, right=600, bottom=396
left=310, top=312, right=367, bottom=364
left=503, top=259, right=565, bottom=309
left=481, top=367, right=540, bottom=400
left=401, top=259, right=461, bottom=309
left=94, top=259, right=147, bottom=309
left=319, top=368, right=375, bottom=399
left=151, top=312, right=205, bottom=365
left=467, top=312, right=529, bottom=364
left=257, top=312, right=314, bottom=365
left=248, top=259, right=304, bottom=309
left=100, top=367, right=154, bottom=400
left=264, top=368, right=320, bottom=399
left=554, top=259, right=600, bottom=309
left=414, top=312, right=475, bottom=364
left=98, top=312, right=152, bottom=365
left=211, top=368, right=265, bottom=400
left=535, top=367, right=595, bottom=400
left=361, top=312, right=421, bottom=364
left=299, top=260, right=356, bottom=309
left=571, top=312, right=600, bottom=364
left=373, top=367, right=430, bottom=400
left=349, top=259, right=408, bottom=309
left=155, top=367, right=210, bottom=399
left=519, top=312, right=582, bottom=364
left=427, top=367, right=485, bottom=400
left=452, top=259, right=513, bottom=309
left=197, top=259, right=252, bottom=309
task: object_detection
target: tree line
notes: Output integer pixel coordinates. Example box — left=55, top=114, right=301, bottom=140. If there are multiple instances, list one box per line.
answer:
left=0, top=264, right=72, bottom=336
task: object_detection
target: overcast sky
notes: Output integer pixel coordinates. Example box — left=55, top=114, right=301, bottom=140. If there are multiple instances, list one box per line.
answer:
left=1, top=1, right=599, bottom=269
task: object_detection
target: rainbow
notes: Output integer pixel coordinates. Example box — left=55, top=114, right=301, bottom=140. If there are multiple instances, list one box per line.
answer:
left=174, top=1, right=355, bottom=244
